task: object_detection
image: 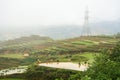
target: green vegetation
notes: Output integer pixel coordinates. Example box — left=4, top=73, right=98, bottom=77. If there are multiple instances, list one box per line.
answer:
left=84, top=41, right=120, bottom=80
left=0, top=36, right=118, bottom=55
left=0, top=35, right=53, bottom=54
left=0, top=57, right=36, bottom=70
left=0, top=36, right=119, bottom=70
left=25, top=41, right=120, bottom=80
left=32, top=52, right=97, bottom=63
left=115, top=32, right=120, bottom=38
left=0, top=36, right=119, bottom=80
left=72, top=52, right=97, bottom=63
left=25, top=65, right=83, bottom=80
left=0, top=54, right=24, bottom=59
left=0, top=73, right=25, bottom=80
left=71, top=40, right=96, bottom=46
left=1, top=41, right=120, bottom=80
left=0, top=78, right=24, bottom=80
left=0, top=58, right=23, bottom=69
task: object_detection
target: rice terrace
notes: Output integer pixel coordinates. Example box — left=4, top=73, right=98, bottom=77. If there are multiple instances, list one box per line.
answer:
left=0, top=0, right=120, bottom=80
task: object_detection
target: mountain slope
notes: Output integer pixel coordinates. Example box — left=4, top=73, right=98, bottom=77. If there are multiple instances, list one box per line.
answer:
left=0, top=35, right=53, bottom=53
left=0, top=20, right=120, bottom=40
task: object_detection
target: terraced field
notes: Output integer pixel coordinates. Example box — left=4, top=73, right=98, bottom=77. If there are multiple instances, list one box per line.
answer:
left=0, top=54, right=24, bottom=59
left=0, top=36, right=119, bottom=70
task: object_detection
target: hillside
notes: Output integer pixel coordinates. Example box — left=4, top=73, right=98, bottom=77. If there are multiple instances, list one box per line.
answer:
left=30, top=36, right=119, bottom=56
left=0, top=36, right=119, bottom=54
left=0, top=35, right=53, bottom=54
left=0, top=35, right=119, bottom=69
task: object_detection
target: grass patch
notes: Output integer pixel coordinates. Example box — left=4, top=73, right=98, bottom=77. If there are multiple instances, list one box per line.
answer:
left=71, top=40, right=96, bottom=46
left=70, top=52, right=98, bottom=63
left=80, top=52, right=98, bottom=63
left=0, top=54, right=24, bottom=59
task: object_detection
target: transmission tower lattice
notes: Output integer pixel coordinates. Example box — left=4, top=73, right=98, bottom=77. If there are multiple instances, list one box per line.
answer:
left=81, top=7, right=91, bottom=36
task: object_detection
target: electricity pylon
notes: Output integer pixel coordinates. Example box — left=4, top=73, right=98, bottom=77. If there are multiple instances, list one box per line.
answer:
left=81, top=7, right=91, bottom=36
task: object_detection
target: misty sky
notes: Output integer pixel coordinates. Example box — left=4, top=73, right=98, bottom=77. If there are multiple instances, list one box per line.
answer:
left=0, top=0, right=120, bottom=28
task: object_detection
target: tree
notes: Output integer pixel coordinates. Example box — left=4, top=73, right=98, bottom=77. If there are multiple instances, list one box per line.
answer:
left=109, top=42, right=120, bottom=62
left=115, top=32, right=120, bottom=38
left=85, top=41, right=120, bottom=80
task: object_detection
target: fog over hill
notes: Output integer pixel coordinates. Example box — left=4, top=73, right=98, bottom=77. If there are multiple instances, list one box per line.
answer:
left=0, top=0, right=120, bottom=40
left=0, top=20, right=120, bottom=40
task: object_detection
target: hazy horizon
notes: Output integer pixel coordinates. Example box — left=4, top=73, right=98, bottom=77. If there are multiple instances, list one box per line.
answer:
left=0, top=0, right=120, bottom=40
